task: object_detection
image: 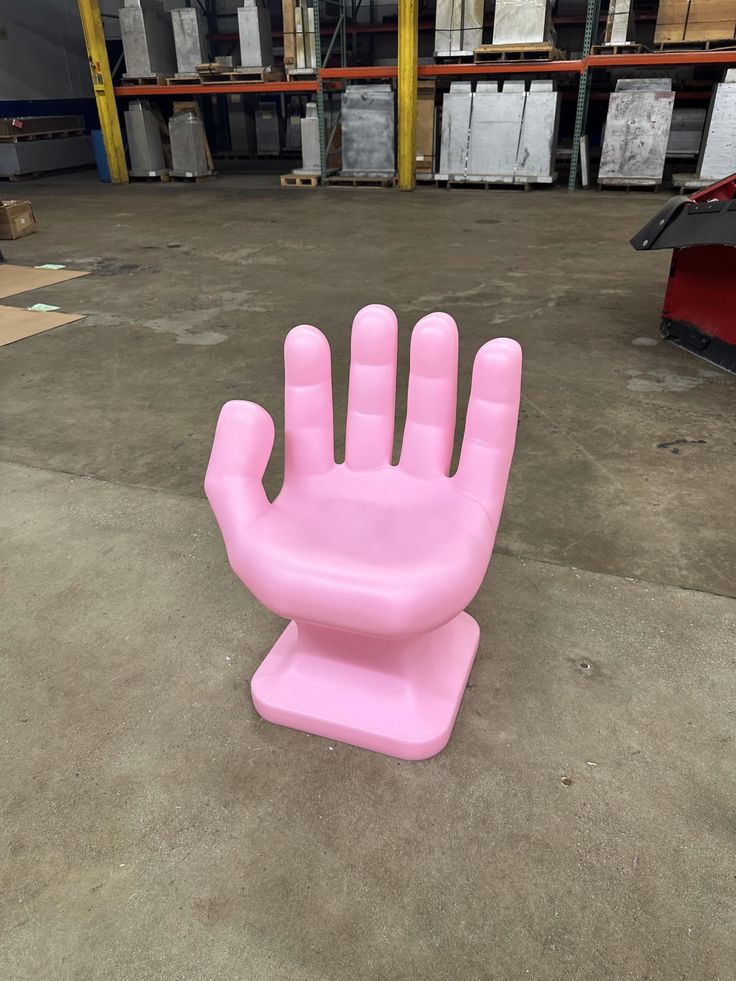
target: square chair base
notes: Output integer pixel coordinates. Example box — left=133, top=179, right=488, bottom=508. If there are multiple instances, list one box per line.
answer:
left=250, top=612, right=480, bottom=760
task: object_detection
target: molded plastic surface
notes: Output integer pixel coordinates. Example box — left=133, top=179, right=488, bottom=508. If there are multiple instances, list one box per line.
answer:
left=205, top=306, right=522, bottom=760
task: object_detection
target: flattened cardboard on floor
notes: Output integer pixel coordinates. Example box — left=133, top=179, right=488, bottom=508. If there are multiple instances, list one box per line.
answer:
left=0, top=304, right=85, bottom=346
left=0, top=264, right=88, bottom=299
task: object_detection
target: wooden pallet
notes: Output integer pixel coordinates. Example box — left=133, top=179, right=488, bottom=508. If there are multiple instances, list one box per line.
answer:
left=122, top=74, right=167, bottom=86
left=164, top=74, right=201, bottom=86
left=591, top=42, right=649, bottom=55
left=0, top=128, right=85, bottom=143
left=434, top=53, right=475, bottom=63
left=326, top=174, right=395, bottom=189
left=197, top=65, right=284, bottom=84
left=280, top=173, right=319, bottom=189
left=445, top=178, right=535, bottom=191
left=655, top=37, right=736, bottom=51
left=170, top=172, right=215, bottom=182
left=129, top=172, right=171, bottom=183
left=473, top=42, right=566, bottom=63
left=597, top=181, right=661, bottom=192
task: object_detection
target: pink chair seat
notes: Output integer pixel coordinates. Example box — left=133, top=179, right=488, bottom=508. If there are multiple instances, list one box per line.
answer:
left=235, top=468, right=495, bottom=636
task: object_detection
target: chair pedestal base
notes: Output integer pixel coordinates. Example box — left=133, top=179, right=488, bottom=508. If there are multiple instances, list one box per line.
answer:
left=250, top=612, right=480, bottom=760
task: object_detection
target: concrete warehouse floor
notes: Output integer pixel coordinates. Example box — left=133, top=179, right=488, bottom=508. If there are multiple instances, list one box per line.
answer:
left=1, top=173, right=734, bottom=981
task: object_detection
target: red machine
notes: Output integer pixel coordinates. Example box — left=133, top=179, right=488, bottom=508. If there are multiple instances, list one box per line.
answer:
left=631, top=174, right=736, bottom=373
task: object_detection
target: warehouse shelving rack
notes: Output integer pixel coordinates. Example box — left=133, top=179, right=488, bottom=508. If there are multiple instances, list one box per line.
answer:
left=104, top=0, right=736, bottom=191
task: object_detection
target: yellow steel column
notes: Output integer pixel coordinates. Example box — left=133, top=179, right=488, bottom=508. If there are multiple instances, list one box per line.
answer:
left=77, top=0, right=128, bottom=183
left=397, top=0, right=419, bottom=191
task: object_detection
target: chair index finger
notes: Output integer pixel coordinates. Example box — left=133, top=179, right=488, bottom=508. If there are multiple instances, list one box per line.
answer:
left=284, top=324, right=334, bottom=478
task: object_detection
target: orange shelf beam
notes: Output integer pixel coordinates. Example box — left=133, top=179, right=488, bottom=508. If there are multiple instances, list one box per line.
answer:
left=321, top=50, right=736, bottom=82
left=321, top=61, right=582, bottom=80
left=418, top=60, right=583, bottom=76
left=113, top=49, right=736, bottom=99
left=114, top=81, right=319, bottom=96
left=320, top=65, right=397, bottom=78
left=588, top=50, right=736, bottom=67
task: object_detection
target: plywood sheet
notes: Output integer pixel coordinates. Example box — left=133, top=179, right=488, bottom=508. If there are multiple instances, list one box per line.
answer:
left=686, top=0, right=736, bottom=41
left=655, top=0, right=736, bottom=43
left=0, top=304, right=85, bottom=346
left=0, top=264, right=88, bottom=300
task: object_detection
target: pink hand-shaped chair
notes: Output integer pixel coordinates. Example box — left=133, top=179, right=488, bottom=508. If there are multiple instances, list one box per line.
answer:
left=206, top=305, right=522, bottom=760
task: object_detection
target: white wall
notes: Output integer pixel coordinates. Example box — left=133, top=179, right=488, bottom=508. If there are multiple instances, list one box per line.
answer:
left=0, top=1, right=189, bottom=101
left=0, top=1, right=92, bottom=100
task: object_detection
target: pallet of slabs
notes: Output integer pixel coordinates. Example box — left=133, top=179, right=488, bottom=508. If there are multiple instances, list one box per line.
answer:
left=226, top=95, right=257, bottom=157
left=125, top=100, right=169, bottom=179
left=168, top=102, right=214, bottom=179
left=436, top=79, right=560, bottom=186
left=282, top=0, right=316, bottom=72
left=171, top=7, right=207, bottom=75
left=666, top=107, right=707, bottom=159
left=598, top=79, right=675, bottom=189
left=655, top=0, right=736, bottom=45
left=120, top=0, right=177, bottom=77
left=255, top=102, right=282, bottom=156
left=238, top=0, right=274, bottom=70
left=491, top=0, right=555, bottom=46
left=604, top=0, right=635, bottom=45
left=284, top=101, right=303, bottom=153
left=290, top=101, right=341, bottom=179
left=594, top=0, right=648, bottom=53
left=0, top=116, right=84, bottom=141
left=434, top=0, right=483, bottom=58
left=674, top=68, right=736, bottom=190
left=340, top=85, right=395, bottom=180
left=0, top=135, right=94, bottom=180
left=437, top=82, right=473, bottom=179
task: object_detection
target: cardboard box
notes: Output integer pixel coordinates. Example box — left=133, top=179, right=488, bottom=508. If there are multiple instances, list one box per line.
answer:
left=415, top=82, right=437, bottom=174
left=0, top=200, right=36, bottom=240
left=655, top=0, right=736, bottom=43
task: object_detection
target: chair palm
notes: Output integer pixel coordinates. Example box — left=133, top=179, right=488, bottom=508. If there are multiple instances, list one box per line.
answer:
left=205, top=305, right=521, bottom=758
